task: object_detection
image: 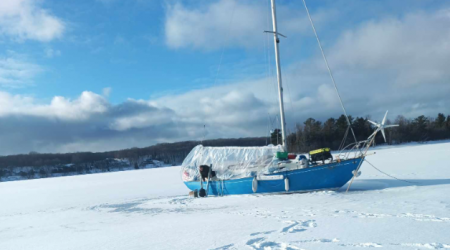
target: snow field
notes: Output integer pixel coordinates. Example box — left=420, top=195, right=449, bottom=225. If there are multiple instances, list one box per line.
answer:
left=1, top=141, right=450, bottom=250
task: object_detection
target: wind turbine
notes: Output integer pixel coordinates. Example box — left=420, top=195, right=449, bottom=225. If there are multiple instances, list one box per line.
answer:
left=367, top=111, right=399, bottom=142
left=346, top=111, right=399, bottom=193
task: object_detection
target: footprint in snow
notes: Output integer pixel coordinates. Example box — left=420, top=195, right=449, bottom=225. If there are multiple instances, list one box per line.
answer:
left=398, top=213, right=450, bottom=222
left=396, top=242, right=450, bottom=249
left=333, top=210, right=356, bottom=216
left=358, top=213, right=392, bottom=219
left=210, top=243, right=236, bottom=250
left=250, top=230, right=276, bottom=236
left=168, top=197, right=192, bottom=206
left=296, top=238, right=340, bottom=244
left=246, top=237, right=266, bottom=246
left=280, top=220, right=316, bottom=234
left=246, top=237, right=302, bottom=250
left=300, top=220, right=317, bottom=228
left=339, top=242, right=382, bottom=248
left=280, top=221, right=306, bottom=234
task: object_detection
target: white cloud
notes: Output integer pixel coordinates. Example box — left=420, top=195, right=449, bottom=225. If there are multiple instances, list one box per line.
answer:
left=45, top=48, right=61, bottom=58
left=317, top=84, right=338, bottom=108
left=165, top=0, right=263, bottom=50
left=164, top=0, right=330, bottom=50
left=0, top=91, right=109, bottom=121
left=0, top=52, right=43, bottom=86
left=329, top=9, right=450, bottom=87
left=0, top=0, right=65, bottom=42
left=102, top=87, right=112, bottom=97
left=109, top=110, right=174, bottom=131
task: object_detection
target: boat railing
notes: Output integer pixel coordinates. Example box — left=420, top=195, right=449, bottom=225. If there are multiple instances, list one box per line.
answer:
left=336, top=140, right=369, bottom=160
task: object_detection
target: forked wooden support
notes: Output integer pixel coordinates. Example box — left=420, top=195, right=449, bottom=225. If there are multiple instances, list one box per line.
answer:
left=346, top=133, right=377, bottom=193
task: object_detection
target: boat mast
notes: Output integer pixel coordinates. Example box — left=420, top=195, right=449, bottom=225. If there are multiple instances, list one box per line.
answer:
left=270, top=0, right=287, bottom=151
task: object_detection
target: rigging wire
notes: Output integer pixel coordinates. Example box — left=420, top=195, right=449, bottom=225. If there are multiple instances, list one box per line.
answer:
left=364, top=159, right=418, bottom=185
left=212, top=6, right=237, bottom=87
left=302, top=0, right=358, bottom=144
left=282, top=63, right=296, bottom=133
left=200, top=3, right=236, bottom=143
left=338, top=126, right=350, bottom=151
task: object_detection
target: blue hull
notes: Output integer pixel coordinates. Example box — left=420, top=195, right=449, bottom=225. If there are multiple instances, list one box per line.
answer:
left=184, top=158, right=364, bottom=195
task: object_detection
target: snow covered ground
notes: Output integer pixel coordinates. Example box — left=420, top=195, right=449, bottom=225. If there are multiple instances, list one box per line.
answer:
left=1, top=142, right=450, bottom=250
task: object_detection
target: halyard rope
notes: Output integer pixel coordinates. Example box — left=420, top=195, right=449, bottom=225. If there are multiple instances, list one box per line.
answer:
left=302, top=0, right=357, bottom=144
left=339, top=126, right=350, bottom=151
left=364, top=159, right=418, bottom=185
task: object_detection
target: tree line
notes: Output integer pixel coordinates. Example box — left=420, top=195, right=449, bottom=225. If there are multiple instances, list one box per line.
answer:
left=274, top=113, right=450, bottom=153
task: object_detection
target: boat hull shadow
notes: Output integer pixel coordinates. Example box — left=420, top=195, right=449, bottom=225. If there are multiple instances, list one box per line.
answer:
left=184, top=158, right=364, bottom=195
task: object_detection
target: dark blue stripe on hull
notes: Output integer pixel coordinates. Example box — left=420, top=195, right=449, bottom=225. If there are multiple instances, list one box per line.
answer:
left=184, top=158, right=363, bottom=195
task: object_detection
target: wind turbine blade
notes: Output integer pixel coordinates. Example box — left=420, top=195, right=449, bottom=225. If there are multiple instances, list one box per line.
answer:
left=368, top=120, right=379, bottom=127
left=381, top=128, right=387, bottom=143
left=384, top=124, right=399, bottom=128
left=382, top=110, right=388, bottom=125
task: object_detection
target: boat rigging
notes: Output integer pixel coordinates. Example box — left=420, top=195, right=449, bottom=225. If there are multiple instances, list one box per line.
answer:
left=181, top=0, right=398, bottom=197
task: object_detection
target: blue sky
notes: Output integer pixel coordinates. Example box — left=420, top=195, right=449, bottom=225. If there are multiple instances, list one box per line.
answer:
left=2, top=0, right=215, bottom=102
left=0, top=0, right=449, bottom=154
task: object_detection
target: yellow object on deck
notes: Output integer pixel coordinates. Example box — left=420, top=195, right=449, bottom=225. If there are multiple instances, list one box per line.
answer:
left=309, top=148, right=330, bottom=155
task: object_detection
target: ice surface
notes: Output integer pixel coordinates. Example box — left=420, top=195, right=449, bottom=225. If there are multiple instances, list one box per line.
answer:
left=1, top=141, right=450, bottom=250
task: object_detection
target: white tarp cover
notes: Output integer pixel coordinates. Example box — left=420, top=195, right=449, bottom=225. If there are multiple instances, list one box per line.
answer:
left=181, top=144, right=284, bottom=181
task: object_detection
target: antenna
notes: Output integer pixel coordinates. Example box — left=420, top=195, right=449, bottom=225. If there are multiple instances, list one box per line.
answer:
left=201, top=125, right=207, bottom=145
left=367, top=111, right=399, bottom=143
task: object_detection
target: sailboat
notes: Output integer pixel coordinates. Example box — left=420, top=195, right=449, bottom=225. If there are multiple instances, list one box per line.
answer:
left=181, top=0, right=396, bottom=196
